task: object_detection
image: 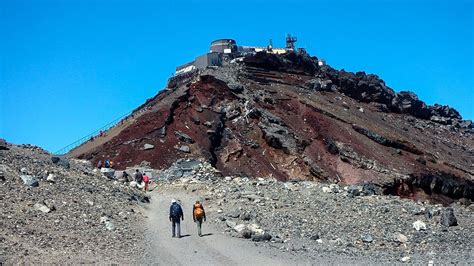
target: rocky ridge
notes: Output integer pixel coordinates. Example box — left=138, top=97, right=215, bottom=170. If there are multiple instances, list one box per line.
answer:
left=0, top=142, right=147, bottom=264
left=75, top=51, right=473, bottom=205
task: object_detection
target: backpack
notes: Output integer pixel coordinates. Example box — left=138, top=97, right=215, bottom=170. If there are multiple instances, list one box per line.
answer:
left=194, top=203, right=204, bottom=219
left=170, top=203, right=182, bottom=219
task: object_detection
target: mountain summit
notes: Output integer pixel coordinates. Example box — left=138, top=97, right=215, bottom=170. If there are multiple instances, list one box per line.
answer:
left=70, top=37, right=473, bottom=204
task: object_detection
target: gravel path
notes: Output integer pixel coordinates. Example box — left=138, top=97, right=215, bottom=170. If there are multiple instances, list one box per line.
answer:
left=142, top=188, right=313, bottom=265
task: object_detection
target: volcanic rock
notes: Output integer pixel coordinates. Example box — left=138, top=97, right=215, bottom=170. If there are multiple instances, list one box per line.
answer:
left=178, top=145, right=191, bottom=153
left=251, top=232, right=272, bottom=242
left=1, top=143, right=146, bottom=263
left=361, top=234, right=374, bottom=243
left=174, top=131, right=194, bottom=143
left=33, top=203, right=51, bottom=213
left=70, top=51, right=473, bottom=205
left=51, top=156, right=70, bottom=169
left=20, top=175, right=39, bottom=187
left=439, top=208, right=458, bottom=226
left=0, top=138, right=9, bottom=150
left=144, top=143, right=155, bottom=150
left=394, top=233, right=408, bottom=243
left=412, top=220, right=427, bottom=231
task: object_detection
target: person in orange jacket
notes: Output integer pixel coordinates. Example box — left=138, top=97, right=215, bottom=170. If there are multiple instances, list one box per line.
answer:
left=193, top=200, right=206, bottom=237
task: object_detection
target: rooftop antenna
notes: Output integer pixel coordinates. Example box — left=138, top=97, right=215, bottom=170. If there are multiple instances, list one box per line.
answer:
left=267, top=39, right=273, bottom=51
left=285, top=34, right=297, bottom=50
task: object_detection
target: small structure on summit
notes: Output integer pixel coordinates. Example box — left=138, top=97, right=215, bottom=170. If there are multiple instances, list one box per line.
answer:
left=174, top=34, right=306, bottom=76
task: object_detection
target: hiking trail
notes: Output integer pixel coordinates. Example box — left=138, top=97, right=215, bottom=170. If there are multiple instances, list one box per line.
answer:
left=142, top=187, right=310, bottom=265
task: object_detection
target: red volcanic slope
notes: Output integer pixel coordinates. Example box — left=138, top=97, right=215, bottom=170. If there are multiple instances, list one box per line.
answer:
left=74, top=53, right=474, bottom=203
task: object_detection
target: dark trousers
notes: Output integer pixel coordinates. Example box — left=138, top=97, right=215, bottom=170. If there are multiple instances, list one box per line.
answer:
left=172, top=220, right=181, bottom=237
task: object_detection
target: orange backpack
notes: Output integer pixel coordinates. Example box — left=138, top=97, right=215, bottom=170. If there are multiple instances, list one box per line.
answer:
left=194, top=203, right=204, bottom=219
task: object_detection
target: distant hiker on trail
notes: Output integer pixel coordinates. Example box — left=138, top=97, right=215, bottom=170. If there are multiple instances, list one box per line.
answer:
left=105, top=160, right=110, bottom=168
left=169, top=199, right=184, bottom=238
left=134, top=169, right=144, bottom=189
left=143, top=172, right=150, bottom=192
left=134, top=169, right=143, bottom=183
left=122, top=171, right=130, bottom=182
left=109, top=160, right=114, bottom=169
left=97, top=160, right=103, bottom=169
left=193, top=200, right=206, bottom=237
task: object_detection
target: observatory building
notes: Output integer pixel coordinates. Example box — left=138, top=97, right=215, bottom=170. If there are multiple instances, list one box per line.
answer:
left=175, top=34, right=305, bottom=76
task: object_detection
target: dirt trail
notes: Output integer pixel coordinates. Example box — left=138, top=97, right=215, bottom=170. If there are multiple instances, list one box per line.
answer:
left=142, top=188, right=311, bottom=265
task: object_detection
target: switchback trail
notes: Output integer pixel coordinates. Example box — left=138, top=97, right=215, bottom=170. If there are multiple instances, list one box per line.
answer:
left=142, top=187, right=311, bottom=265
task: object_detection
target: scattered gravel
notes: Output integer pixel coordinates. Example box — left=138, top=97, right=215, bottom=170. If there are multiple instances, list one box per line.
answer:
left=0, top=144, right=148, bottom=264
left=157, top=160, right=474, bottom=264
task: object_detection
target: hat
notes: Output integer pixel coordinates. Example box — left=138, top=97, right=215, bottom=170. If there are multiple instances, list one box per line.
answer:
left=171, top=199, right=176, bottom=203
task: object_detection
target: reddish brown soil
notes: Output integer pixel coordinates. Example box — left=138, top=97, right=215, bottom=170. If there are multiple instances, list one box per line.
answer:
left=74, top=61, right=474, bottom=203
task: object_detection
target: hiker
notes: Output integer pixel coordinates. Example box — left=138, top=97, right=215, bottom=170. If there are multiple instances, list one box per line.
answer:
left=97, top=160, right=103, bottom=169
left=134, top=169, right=144, bottom=188
left=134, top=169, right=143, bottom=182
left=193, top=200, right=206, bottom=237
left=169, top=199, right=184, bottom=238
left=105, top=160, right=110, bottom=168
left=110, top=160, right=114, bottom=169
left=122, top=171, right=130, bottom=182
left=143, top=172, right=150, bottom=192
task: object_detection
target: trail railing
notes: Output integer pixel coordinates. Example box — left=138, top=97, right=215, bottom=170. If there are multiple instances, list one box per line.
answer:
left=54, top=111, right=134, bottom=155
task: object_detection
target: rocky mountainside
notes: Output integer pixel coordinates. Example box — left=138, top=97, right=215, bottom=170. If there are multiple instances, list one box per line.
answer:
left=158, top=164, right=473, bottom=264
left=0, top=141, right=147, bottom=263
left=74, top=51, right=474, bottom=204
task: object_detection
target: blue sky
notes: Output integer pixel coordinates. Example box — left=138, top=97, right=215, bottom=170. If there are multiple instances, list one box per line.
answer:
left=1, top=0, right=473, bottom=152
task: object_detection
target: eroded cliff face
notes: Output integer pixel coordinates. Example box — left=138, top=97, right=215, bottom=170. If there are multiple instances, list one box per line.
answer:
left=75, top=52, right=474, bottom=204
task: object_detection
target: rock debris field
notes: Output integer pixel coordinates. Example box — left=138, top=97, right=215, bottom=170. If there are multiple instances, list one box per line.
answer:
left=158, top=160, right=474, bottom=264
left=0, top=143, right=147, bottom=264
left=1, top=142, right=473, bottom=264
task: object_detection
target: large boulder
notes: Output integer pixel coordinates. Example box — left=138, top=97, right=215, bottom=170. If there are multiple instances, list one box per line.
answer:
left=430, top=104, right=461, bottom=120
left=144, top=143, right=155, bottom=150
left=100, top=168, right=116, bottom=179
left=174, top=131, right=194, bottom=143
left=0, top=139, right=9, bottom=150
left=306, top=78, right=334, bottom=92
left=391, top=91, right=431, bottom=119
left=251, top=232, right=272, bottom=242
left=51, top=156, right=70, bottom=169
left=440, top=208, right=458, bottom=226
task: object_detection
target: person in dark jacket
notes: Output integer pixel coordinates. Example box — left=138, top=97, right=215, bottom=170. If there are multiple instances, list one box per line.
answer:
left=169, top=199, right=184, bottom=238
left=134, top=169, right=143, bottom=183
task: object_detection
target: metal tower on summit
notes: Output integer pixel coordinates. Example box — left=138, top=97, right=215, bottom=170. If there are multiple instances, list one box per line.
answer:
left=285, top=34, right=297, bottom=50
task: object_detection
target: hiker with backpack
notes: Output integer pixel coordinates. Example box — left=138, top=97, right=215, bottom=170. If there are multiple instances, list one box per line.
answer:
left=134, top=169, right=143, bottom=182
left=143, top=172, right=150, bottom=192
left=169, top=199, right=184, bottom=238
left=134, top=169, right=144, bottom=189
left=193, top=200, right=206, bottom=237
